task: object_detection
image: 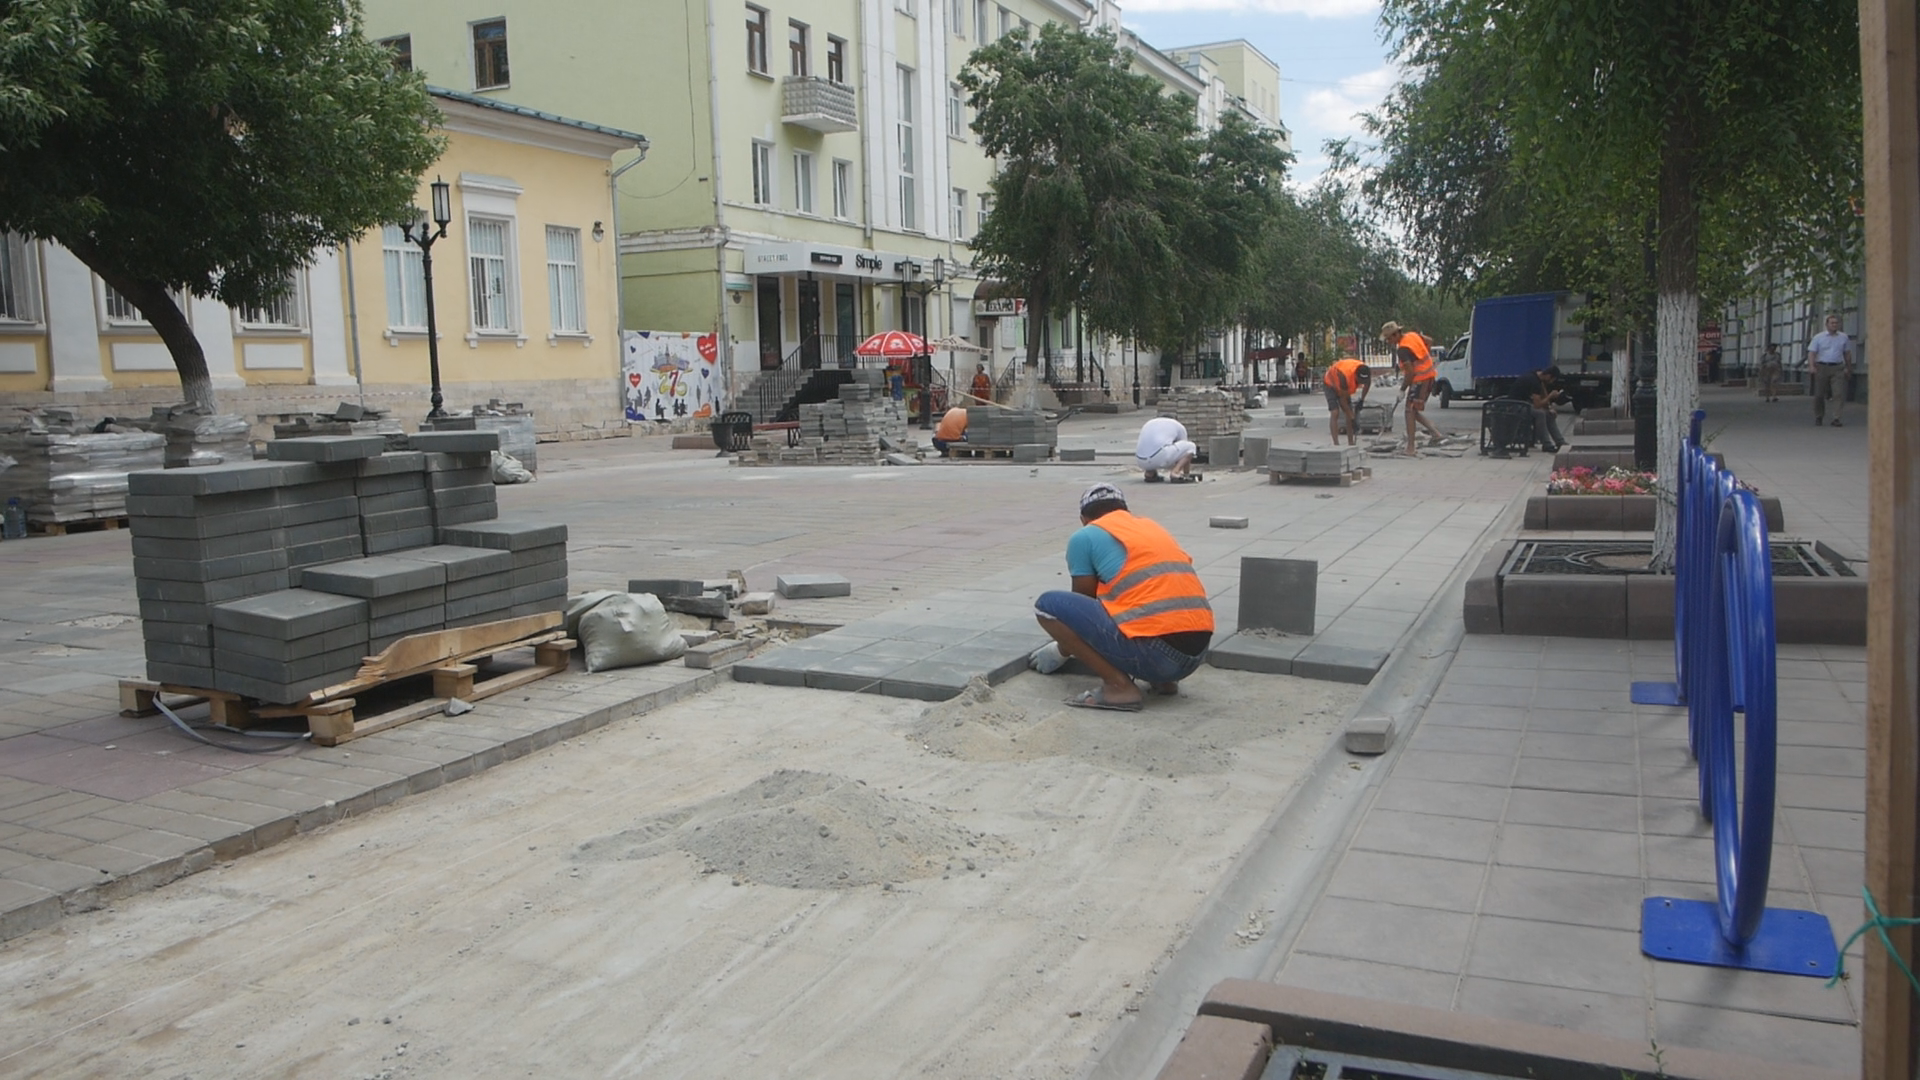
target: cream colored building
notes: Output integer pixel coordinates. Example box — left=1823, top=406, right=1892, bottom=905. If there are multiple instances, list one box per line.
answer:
left=0, top=89, right=644, bottom=440
left=363, top=0, right=1288, bottom=408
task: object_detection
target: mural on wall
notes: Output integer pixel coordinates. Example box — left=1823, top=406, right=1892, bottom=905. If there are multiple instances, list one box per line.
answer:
left=622, top=331, right=723, bottom=423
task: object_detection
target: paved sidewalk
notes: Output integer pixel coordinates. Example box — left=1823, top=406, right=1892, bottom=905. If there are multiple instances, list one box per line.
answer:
left=0, top=403, right=1539, bottom=939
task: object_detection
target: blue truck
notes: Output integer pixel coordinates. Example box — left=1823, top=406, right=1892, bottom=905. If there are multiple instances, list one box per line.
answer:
left=1431, top=292, right=1611, bottom=410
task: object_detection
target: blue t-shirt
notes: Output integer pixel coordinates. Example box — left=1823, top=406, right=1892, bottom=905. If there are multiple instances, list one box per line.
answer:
left=1066, top=524, right=1128, bottom=582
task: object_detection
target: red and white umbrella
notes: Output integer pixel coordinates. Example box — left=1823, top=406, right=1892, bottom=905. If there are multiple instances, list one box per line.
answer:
left=853, top=330, right=928, bottom=359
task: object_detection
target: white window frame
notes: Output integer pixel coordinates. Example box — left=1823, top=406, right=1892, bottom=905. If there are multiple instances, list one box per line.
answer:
left=545, top=225, right=588, bottom=340
left=381, top=223, right=429, bottom=334
left=974, top=0, right=987, bottom=42
left=832, top=159, right=853, bottom=219
left=751, top=140, right=776, bottom=206
left=827, top=35, right=847, bottom=84
left=951, top=189, right=967, bottom=240
left=95, top=280, right=188, bottom=333
left=997, top=6, right=1010, bottom=38
left=235, top=271, right=308, bottom=333
left=471, top=17, right=509, bottom=91
left=977, top=193, right=993, bottom=235
left=0, top=233, right=43, bottom=327
left=949, top=0, right=965, bottom=35
left=948, top=82, right=966, bottom=139
left=898, top=66, right=917, bottom=231
left=792, top=151, right=815, bottom=214
left=465, top=214, right=518, bottom=337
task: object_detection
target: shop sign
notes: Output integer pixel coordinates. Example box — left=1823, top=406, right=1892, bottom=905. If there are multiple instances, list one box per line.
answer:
left=973, top=297, right=1027, bottom=318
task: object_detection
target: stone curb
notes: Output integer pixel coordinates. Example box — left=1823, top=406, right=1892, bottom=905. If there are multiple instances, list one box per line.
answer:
left=0, top=670, right=722, bottom=946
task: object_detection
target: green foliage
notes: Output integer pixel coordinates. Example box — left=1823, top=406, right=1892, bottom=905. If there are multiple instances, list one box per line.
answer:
left=0, top=0, right=443, bottom=405
left=1239, top=186, right=1404, bottom=344
left=1351, top=0, right=1862, bottom=330
left=960, top=25, right=1289, bottom=360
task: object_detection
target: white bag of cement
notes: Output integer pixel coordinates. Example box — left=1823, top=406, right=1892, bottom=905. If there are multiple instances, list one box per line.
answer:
left=564, top=590, right=624, bottom=637
left=577, top=592, right=687, bottom=673
left=491, top=449, right=534, bottom=484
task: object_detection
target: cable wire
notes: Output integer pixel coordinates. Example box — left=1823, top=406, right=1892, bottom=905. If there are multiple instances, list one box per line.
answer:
left=1827, top=886, right=1920, bottom=996
left=154, top=697, right=309, bottom=754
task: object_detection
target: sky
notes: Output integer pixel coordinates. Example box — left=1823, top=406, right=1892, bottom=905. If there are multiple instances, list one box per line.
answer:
left=1117, top=0, right=1396, bottom=188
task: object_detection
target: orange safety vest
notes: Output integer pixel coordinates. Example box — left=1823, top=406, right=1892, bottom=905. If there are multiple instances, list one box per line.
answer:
left=1396, top=332, right=1435, bottom=383
left=1090, top=510, right=1215, bottom=638
left=1323, top=357, right=1366, bottom=396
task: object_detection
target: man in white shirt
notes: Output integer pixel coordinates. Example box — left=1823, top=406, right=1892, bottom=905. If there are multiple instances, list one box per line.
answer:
left=1807, top=314, right=1854, bottom=427
left=1134, top=416, right=1197, bottom=483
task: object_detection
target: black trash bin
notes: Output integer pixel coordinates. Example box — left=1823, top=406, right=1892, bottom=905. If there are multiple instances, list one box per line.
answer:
left=711, top=411, right=755, bottom=454
left=1480, top=400, right=1535, bottom=458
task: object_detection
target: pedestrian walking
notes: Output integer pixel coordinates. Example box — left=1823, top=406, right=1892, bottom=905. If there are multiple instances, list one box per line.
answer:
left=1758, top=343, right=1783, bottom=403
left=1807, top=314, right=1853, bottom=426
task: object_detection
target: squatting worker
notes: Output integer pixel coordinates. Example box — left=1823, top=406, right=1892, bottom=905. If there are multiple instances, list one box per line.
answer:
left=1807, top=314, right=1853, bottom=427
left=1134, top=415, right=1197, bottom=483
left=1382, top=321, right=1447, bottom=456
left=1322, top=356, right=1372, bottom=446
left=1033, top=483, right=1214, bottom=711
left=933, top=406, right=969, bottom=456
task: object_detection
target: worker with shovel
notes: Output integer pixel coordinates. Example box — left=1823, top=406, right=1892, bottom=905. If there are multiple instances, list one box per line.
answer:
left=1382, top=321, right=1447, bottom=456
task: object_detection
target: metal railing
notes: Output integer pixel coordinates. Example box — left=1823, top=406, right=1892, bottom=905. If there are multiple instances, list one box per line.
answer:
left=1637, top=409, right=1836, bottom=975
left=781, top=334, right=864, bottom=371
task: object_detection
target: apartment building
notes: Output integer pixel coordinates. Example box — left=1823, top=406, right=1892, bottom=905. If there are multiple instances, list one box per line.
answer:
left=0, top=89, right=641, bottom=439
left=362, top=2, right=1287, bottom=405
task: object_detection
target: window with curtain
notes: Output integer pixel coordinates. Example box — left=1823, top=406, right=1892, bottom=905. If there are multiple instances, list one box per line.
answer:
left=382, top=224, right=427, bottom=329
left=0, top=233, right=39, bottom=323
left=546, top=226, right=584, bottom=333
left=468, top=216, right=514, bottom=331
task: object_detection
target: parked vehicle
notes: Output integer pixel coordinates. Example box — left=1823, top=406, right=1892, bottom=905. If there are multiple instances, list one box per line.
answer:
left=1435, top=292, right=1611, bottom=410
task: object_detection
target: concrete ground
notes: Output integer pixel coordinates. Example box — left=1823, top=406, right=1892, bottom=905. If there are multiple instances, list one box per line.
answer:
left=0, top=385, right=1868, bottom=1078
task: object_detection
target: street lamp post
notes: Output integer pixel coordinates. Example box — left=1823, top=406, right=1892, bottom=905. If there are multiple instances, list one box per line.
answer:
left=402, top=177, right=454, bottom=419
left=898, top=257, right=946, bottom=429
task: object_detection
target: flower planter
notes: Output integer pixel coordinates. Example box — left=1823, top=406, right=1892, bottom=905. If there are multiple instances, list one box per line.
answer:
left=1524, top=494, right=1784, bottom=532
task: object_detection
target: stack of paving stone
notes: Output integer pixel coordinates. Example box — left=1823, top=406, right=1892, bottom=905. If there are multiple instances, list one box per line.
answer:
left=965, top=408, right=1055, bottom=453
left=426, top=403, right=537, bottom=473
left=1304, top=446, right=1364, bottom=476
left=156, top=408, right=253, bottom=468
left=788, top=385, right=915, bottom=465
left=0, top=409, right=166, bottom=526
left=209, top=588, right=369, bottom=703
left=1156, top=386, right=1248, bottom=441
left=438, top=520, right=569, bottom=623
left=130, top=430, right=567, bottom=700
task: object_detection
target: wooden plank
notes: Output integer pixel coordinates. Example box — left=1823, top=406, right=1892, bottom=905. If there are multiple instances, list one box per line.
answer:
left=308, top=653, right=570, bottom=746
left=431, top=663, right=478, bottom=701
left=300, top=615, right=565, bottom=703
left=1859, top=0, right=1920, bottom=1073
left=119, top=680, right=160, bottom=717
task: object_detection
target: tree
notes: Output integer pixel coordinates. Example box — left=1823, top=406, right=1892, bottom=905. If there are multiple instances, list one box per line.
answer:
left=1354, top=0, right=1862, bottom=564
left=0, top=0, right=443, bottom=411
left=960, top=25, right=1287, bottom=401
left=1240, top=186, right=1406, bottom=358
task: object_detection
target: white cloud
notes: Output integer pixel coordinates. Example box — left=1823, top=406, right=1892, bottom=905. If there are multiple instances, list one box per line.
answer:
left=1124, top=0, right=1376, bottom=16
left=1296, top=64, right=1398, bottom=141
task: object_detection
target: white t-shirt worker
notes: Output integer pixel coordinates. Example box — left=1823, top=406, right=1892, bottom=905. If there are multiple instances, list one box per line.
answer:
left=1135, top=416, right=1197, bottom=483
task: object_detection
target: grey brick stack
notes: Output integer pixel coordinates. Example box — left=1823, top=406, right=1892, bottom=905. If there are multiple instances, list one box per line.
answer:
left=967, top=408, right=1056, bottom=451
left=791, top=393, right=916, bottom=465
left=129, top=434, right=567, bottom=700
left=438, top=520, right=569, bottom=620
left=1156, top=386, right=1249, bottom=441
left=209, top=589, right=369, bottom=703
left=297, top=553, right=449, bottom=655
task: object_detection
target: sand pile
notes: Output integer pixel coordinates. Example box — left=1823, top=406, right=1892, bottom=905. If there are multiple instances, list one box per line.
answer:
left=575, top=769, right=1013, bottom=888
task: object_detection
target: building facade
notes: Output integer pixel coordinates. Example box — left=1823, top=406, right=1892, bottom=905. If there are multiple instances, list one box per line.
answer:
left=0, top=89, right=643, bottom=440
left=361, top=1, right=1290, bottom=407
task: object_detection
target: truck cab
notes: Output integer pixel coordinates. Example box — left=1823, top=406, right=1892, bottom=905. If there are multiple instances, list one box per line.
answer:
left=1434, top=334, right=1473, bottom=407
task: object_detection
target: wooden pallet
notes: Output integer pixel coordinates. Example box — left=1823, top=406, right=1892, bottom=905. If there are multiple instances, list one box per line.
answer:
left=119, top=613, right=576, bottom=747
left=945, top=444, right=1018, bottom=458
left=1270, top=466, right=1372, bottom=488
left=32, top=516, right=127, bottom=536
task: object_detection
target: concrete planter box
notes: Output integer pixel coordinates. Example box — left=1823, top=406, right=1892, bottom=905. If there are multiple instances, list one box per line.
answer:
left=1464, top=540, right=1864, bottom=643
left=1523, top=494, right=1783, bottom=533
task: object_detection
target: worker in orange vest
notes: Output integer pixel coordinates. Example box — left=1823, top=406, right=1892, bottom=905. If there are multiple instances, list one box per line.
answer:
left=1382, top=321, right=1447, bottom=456
left=1322, top=356, right=1372, bottom=446
left=1033, top=483, right=1215, bottom=711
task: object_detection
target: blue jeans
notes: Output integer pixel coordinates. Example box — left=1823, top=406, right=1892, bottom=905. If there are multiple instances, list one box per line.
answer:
left=1034, top=590, right=1207, bottom=684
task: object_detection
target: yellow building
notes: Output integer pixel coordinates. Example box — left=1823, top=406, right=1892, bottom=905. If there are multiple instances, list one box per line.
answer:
left=0, top=87, right=645, bottom=441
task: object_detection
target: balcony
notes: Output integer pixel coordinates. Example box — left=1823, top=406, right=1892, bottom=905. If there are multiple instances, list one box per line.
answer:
left=782, top=76, right=857, bottom=133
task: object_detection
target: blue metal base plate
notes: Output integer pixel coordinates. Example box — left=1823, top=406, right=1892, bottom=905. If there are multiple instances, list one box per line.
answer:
left=1642, top=897, right=1838, bottom=977
left=1631, top=680, right=1683, bottom=706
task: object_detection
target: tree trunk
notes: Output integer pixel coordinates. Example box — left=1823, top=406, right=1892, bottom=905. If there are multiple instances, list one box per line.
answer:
left=68, top=246, right=216, bottom=412
left=1610, top=344, right=1631, bottom=411
left=1650, top=104, right=1702, bottom=572
left=1022, top=293, right=1044, bottom=412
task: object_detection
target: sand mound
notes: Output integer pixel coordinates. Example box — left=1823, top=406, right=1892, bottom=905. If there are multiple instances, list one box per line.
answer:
left=575, top=769, right=1013, bottom=889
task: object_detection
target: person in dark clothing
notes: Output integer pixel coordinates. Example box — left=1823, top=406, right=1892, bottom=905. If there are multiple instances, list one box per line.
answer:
left=1508, top=367, right=1567, bottom=452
